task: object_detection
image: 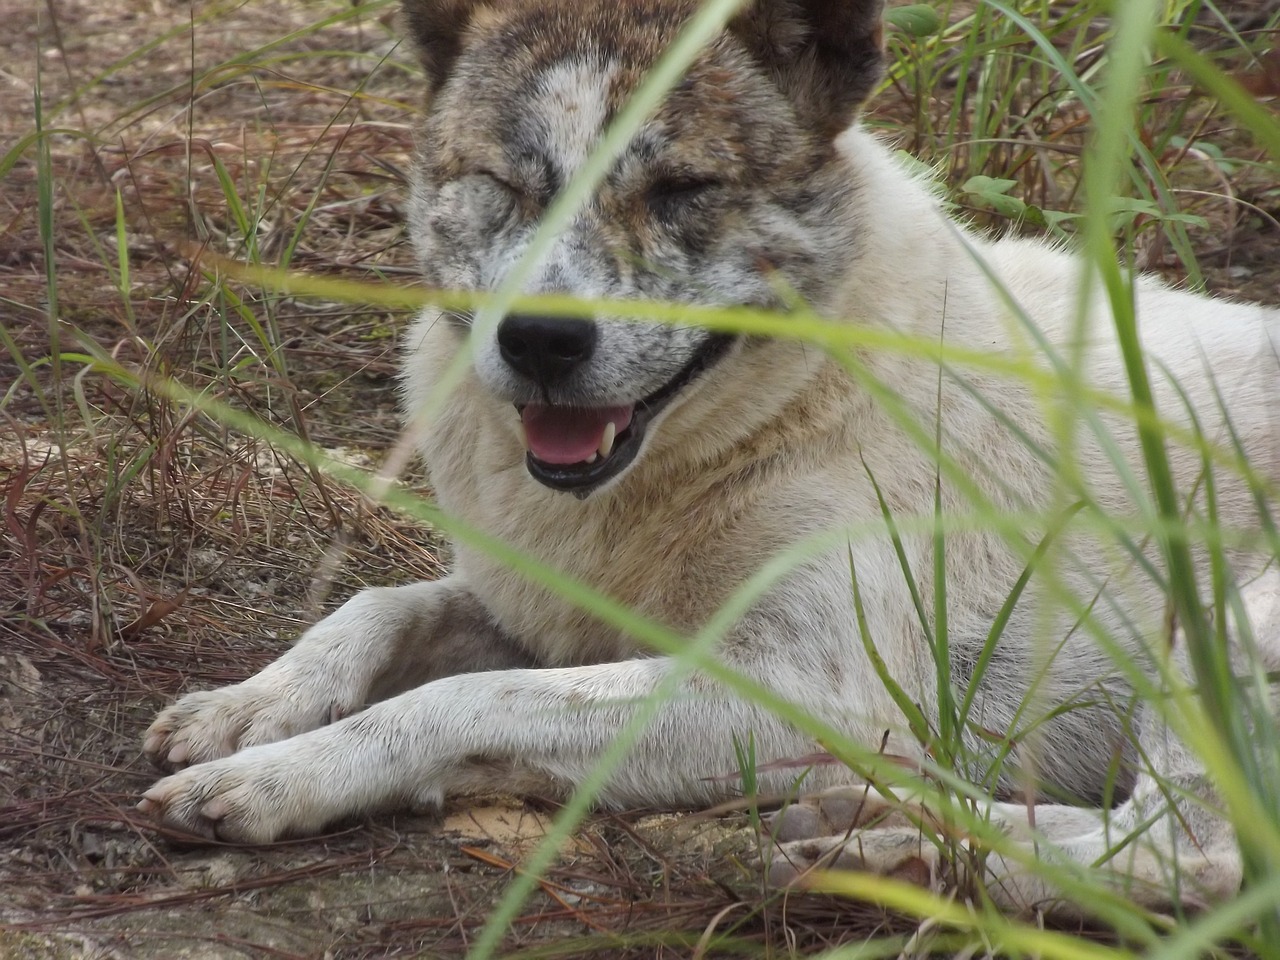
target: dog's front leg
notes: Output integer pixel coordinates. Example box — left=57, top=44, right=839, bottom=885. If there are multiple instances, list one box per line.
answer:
left=142, top=577, right=532, bottom=771
left=139, top=653, right=854, bottom=843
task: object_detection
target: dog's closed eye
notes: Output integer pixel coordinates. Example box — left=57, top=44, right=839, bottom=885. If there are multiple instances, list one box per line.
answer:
left=476, top=169, right=524, bottom=198
left=645, top=176, right=719, bottom=216
left=470, top=169, right=545, bottom=218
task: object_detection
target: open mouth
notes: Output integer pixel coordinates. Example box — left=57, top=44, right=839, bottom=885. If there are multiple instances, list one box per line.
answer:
left=517, top=334, right=735, bottom=496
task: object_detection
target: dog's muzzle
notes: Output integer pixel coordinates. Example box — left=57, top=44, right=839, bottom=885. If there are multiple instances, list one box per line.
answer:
left=514, top=333, right=736, bottom=497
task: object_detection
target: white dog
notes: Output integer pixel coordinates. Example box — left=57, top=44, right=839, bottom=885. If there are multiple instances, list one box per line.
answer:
left=140, top=0, right=1280, bottom=916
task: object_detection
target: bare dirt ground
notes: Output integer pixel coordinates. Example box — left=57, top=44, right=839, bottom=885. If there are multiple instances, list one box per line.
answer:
left=1, top=0, right=1278, bottom=957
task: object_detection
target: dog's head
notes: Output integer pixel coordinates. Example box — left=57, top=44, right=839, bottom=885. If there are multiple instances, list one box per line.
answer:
left=403, top=0, right=885, bottom=496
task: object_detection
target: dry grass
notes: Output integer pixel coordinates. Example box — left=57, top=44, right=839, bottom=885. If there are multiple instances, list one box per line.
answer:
left=1, top=1, right=913, bottom=954
left=1, top=0, right=1278, bottom=957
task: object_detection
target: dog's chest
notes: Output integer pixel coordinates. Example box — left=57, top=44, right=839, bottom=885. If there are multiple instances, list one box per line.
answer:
left=452, top=473, right=765, bottom=665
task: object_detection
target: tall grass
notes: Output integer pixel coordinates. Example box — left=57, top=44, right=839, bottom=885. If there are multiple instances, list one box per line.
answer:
left=6, top=0, right=1280, bottom=957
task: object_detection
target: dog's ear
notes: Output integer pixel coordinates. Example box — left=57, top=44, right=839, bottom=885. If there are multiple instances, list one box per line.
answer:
left=730, top=0, right=886, bottom=139
left=400, top=0, right=490, bottom=94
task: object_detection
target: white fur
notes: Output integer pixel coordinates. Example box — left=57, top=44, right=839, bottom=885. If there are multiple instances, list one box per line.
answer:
left=142, top=106, right=1279, bottom=916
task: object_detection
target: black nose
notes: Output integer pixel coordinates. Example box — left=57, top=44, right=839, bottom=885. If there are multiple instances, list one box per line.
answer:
left=497, top=313, right=597, bottom=388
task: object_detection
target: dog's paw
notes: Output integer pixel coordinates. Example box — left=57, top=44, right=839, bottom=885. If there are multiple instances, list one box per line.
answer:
left=142, top=679, right=342, bottom=771
left=763, top=786, right=941, bottom=889
left=763, top=785, right=918, bottom=842
left=138, top=746, right=321, bottom=843
left=767, top=829, right=941, bottom=890
left=139, top=701, right=445, bottom=843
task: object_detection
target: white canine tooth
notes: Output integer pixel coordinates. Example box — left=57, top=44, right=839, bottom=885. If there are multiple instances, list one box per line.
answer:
left=585, top=453, right=598, bottom=464
left=517, top=420, right=528, bottom=449
left=599, top=421, right=617, bottom=459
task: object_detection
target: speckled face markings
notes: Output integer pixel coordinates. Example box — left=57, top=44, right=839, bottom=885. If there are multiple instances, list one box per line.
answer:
left=403, top=0, right=875, bottom=474
left=520, top=59, right=614, bottom=187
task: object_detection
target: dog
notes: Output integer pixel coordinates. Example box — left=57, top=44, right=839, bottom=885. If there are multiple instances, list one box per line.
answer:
left=140, top=0, right=1280, bottom=917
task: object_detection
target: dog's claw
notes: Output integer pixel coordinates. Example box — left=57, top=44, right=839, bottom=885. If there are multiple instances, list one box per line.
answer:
left=201, top=797, right=230, bottom=822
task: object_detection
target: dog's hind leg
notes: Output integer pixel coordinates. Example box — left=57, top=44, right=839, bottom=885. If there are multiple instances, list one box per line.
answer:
left=765, top=764, right=1238, bottom=917
left=143, top=577, right=532, bottom=771
left=766, top=569, right=1280, bottom=917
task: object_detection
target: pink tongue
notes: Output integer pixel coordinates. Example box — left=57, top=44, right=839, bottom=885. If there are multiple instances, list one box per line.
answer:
left=521, top=403, right=634, bottom=465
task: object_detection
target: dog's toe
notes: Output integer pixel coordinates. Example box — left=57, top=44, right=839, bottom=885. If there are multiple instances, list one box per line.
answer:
left=139, top=777, right=222, bottom=841
left=765, top=836, right=851, bottom=887
left=766, top=803, right=820, bottom=842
